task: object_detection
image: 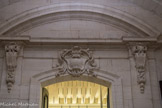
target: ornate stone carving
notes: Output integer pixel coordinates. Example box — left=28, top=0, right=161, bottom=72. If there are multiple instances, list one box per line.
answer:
left=55, top=46, right=97, bottom=77
left=5, top=42, right=21, bottom=93
left=130, top=42, right=147, bottom=93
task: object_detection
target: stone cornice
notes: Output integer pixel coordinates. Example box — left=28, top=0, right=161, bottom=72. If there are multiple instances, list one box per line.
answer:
left=122, top=37, right=157, bottom=42
left=0, top=36, right=30, bottom=41
left=0, top=35, right=160, bottom=45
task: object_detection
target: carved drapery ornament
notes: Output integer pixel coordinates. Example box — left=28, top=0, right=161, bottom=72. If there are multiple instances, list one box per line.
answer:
left=130, top=43, right=147, bottom=93
left=55, top=46, right=97, bottom=77
left=5, top=42, right=21, bottom=93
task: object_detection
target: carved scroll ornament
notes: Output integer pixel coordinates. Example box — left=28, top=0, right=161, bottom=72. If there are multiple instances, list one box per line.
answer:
left=131, top=43, right=147, bottom=93
left=55, top=46, right=97, bottom=77
left=5, top=42, right=21, bottom=93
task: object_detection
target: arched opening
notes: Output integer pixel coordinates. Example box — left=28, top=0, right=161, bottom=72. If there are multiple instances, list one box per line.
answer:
left=41, top=75, right=113, bottom=108
left=30, top=67, right=122, bottom=108
left=43, top=80, right=112, bottom=108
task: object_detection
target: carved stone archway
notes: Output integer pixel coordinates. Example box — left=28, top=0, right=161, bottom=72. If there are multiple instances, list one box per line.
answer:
left=26, top=46, right=123, bottom=108
left=29, top=66, right=122, bottom=108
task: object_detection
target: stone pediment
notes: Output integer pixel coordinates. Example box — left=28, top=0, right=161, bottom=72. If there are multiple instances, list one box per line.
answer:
left=0, top=3, right=160, bottom=37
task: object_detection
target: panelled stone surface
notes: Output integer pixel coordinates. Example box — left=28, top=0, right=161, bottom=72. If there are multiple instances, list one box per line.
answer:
left=21, top=20, right=129, bottom=39
left=0, top=0, right=162, bottom=108
left=22, top=58, right=53, bottom=85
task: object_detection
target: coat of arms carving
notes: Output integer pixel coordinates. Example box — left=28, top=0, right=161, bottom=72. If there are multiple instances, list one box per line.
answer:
left=55, top=46, right=97, bottom=77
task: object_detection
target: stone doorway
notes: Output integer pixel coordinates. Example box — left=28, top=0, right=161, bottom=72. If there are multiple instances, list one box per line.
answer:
left=29, top=69, right=122, bottom=108
left=43, top=80, right=111, bottom=108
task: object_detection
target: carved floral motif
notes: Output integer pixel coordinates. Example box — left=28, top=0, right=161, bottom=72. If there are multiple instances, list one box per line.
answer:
left=130, top=43, right=147, bottom=93
left=5, top=42, right=21, bottom=93
left=55, top=46, right=97, bottom=77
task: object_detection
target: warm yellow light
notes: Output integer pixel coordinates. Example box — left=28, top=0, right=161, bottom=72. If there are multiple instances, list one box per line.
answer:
left=45, top=81, right=108, bottom=107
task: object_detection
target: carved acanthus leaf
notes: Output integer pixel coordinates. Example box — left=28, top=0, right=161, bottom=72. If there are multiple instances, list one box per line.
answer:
left=5, top=42, right=22, bottom=93
left=130, top=42, right=147, bottom=94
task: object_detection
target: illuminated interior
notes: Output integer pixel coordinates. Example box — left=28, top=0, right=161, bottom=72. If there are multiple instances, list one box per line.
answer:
left=45, top=81, right=110, bottom=108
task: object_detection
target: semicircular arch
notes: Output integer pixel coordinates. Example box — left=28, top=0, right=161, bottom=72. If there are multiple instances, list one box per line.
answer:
left=0, top=3, right=160, bottom=37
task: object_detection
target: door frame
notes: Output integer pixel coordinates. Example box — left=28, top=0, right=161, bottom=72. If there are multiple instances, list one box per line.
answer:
left=29, top=68, right=123, bottom=108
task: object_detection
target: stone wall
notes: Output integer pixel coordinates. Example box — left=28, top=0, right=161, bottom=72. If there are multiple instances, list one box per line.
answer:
left=0, top=42, right=161, bottom=108
left=0, top=0, right=162, bottom=108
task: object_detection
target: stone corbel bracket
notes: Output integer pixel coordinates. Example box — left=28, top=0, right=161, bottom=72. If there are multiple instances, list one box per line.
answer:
left=129, top=42, right=148, bottom=93
left=4, top=41, right=23, bottom=93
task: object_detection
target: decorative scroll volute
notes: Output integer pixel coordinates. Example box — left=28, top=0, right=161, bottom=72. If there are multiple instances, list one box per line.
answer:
left=5, top=42, right=21, bottom=93
left=129, top=42, right=147, bottom=94
left=55, top=46, right=97, bottom=77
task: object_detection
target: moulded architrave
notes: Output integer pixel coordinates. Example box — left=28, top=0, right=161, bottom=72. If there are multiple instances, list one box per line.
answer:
left=30, top=67, right=122, bottom=108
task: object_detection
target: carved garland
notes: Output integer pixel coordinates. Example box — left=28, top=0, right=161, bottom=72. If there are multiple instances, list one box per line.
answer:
left=55, top=46, right=97, bottom=77
left=5, top=42, right=21, bottom=93
left=130, top=43, right=147, bottom=93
